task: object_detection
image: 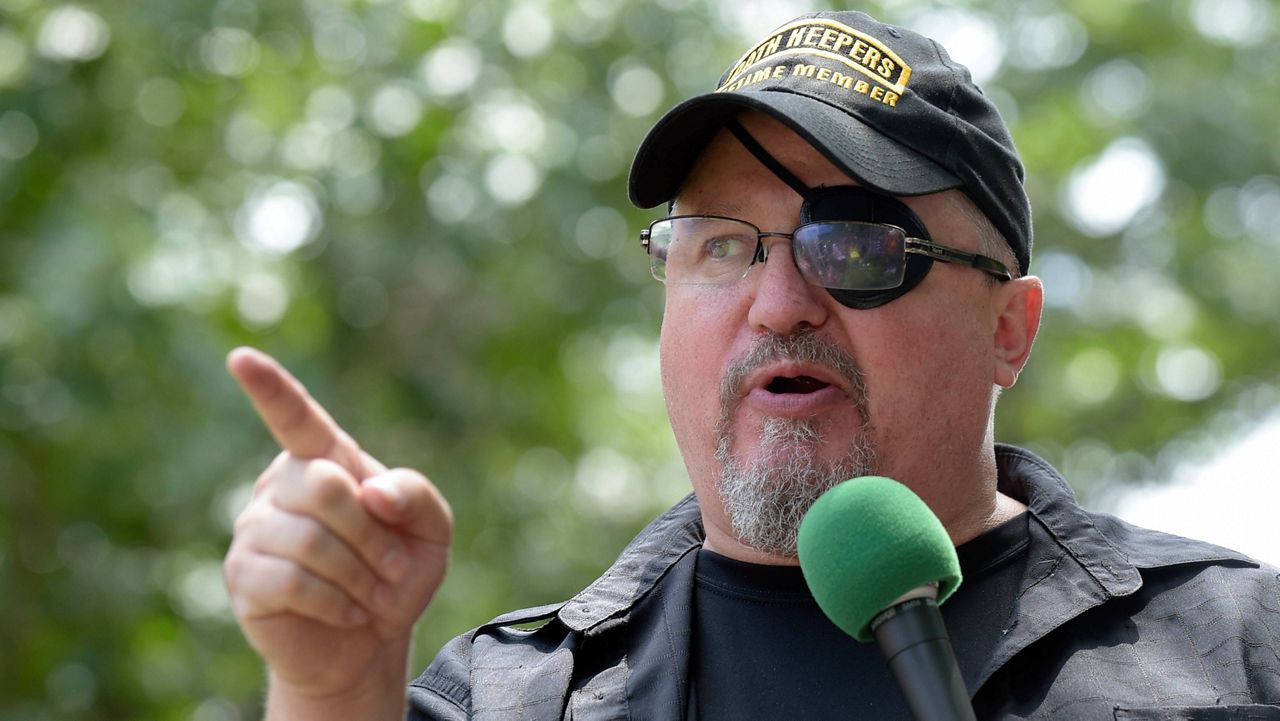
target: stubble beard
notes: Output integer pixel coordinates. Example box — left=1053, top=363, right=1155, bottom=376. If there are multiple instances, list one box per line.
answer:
left=714, top=330, right=876, bottom=558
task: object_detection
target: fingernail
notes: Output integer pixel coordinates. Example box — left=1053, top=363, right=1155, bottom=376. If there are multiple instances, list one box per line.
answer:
left=381, top=547, right=409, bottom=581
left=367, top=477, right=406, bottom=512
left=348, top=605, right=370, bottom=625
left=374, top=583, right=397, bottom=612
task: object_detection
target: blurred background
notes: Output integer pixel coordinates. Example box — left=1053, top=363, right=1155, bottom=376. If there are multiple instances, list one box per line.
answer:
left=1, top=0, right=1277, bottom=718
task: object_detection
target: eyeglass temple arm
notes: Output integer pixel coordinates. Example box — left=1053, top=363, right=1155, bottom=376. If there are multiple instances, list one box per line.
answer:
left=905, top=239, right=1012, bottom=280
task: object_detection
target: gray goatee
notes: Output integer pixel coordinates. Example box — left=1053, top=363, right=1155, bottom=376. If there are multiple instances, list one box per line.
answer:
left=714, top=330, right=875, bottom=557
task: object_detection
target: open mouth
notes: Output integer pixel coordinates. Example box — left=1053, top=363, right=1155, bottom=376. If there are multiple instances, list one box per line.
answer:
left=764, top=375, right=832, bottom=394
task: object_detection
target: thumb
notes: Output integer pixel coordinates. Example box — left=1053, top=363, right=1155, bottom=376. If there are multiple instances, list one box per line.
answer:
left=361, top=469, right=454, bottom=547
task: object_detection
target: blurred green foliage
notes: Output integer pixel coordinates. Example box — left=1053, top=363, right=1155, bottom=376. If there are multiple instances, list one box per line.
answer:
left=1, top=0, right=1277, bottom=718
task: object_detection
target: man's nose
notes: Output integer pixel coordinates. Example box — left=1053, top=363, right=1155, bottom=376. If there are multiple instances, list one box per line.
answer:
left=746, top=239, right=830, bottom=334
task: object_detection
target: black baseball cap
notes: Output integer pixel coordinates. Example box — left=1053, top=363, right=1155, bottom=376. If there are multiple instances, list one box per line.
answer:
left=627, top=10, right=1032, bottom=276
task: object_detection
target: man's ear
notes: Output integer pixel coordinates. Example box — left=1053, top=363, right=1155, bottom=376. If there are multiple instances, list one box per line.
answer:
left=992, top=276, right=1043, bottom=389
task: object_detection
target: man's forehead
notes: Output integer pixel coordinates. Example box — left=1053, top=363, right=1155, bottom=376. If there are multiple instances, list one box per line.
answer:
left=670, top=195, right=755, bottom=218
left=672, top=115, right=849, bottom=215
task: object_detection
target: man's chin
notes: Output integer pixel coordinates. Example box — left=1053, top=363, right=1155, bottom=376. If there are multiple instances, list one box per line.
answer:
left=727, top=416, right=833, bottom=466
left=731, top=446, right=830, bottom=478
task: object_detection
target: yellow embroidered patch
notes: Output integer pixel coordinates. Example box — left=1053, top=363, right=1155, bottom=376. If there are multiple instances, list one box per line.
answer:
left=716, top=19, right=912, bottom=107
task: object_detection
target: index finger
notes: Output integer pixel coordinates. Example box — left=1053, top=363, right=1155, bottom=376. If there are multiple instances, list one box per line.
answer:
left=227, top=347, right=370, bottom=479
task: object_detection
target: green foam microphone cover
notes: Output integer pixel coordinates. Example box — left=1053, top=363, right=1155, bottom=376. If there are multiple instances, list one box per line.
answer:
left=797, top=476, right=962, bottom=642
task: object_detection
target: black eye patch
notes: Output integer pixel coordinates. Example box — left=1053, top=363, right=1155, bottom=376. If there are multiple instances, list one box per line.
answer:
left=800, top=186, right=935, bottom=310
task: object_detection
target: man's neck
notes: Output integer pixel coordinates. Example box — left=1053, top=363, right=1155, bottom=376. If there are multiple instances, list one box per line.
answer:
left=702, top=521, right=802, bottom=566
left=944, top=490, right=1027, bottom=546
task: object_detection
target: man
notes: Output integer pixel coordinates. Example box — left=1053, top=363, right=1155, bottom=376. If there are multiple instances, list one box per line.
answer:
left=223, top=10, right=1280, bottom=720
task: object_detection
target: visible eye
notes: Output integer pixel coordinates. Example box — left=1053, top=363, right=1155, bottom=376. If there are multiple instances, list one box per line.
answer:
left=705, top=235, right=749, bottom=260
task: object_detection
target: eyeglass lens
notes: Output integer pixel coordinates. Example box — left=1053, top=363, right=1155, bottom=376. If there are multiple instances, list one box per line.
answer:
left=648, top=217, right=909, bottom=291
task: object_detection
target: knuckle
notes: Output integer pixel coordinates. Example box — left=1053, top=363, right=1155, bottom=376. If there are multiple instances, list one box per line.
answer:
left=252, top=451, right=292, bottom=494
left=397, top=470, right=455, bottom=534
left=346, top=517, right=381, bottom=552
left=232, top=498, right=268, bottom=535
left=277, top=563, right=308, bottom=596
left=293, top=519, right=329, bottom=557
left=224, top=548, right=269, bottom=601
left=223, top=552, right=247, bottom=591
left=342, top=561, right=377, bottom=599
left=232, top=509, right=252, bottom=535
left=304, top=460, right=354, bottom=509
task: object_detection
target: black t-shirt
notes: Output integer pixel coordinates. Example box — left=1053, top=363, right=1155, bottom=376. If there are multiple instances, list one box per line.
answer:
left=690, top=512, right=1030, bottom=720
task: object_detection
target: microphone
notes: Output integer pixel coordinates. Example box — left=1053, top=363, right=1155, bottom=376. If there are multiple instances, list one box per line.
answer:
left=797, top=476, right=975, bottom=721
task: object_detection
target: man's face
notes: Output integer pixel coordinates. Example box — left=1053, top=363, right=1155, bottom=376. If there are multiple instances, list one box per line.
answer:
left=660, top=113, right=1009, bottom=557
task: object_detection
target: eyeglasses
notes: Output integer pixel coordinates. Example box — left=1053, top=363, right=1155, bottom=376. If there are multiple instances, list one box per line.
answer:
left=639, top=215, right=1012, bottom=290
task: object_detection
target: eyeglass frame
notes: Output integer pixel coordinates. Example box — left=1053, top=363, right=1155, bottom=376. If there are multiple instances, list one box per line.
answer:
left=639, top=214, right=1013, bottom=289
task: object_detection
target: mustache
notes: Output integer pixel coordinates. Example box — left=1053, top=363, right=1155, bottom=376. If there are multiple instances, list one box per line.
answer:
left=718, top=329, right=870, bottom=415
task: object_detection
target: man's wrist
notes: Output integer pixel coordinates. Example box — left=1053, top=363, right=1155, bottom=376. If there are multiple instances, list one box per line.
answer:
left=263, top=647, right=410, bottom=721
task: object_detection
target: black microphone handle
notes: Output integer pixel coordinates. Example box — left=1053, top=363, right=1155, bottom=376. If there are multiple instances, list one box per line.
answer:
left=871, top=596, right=977, bottom=721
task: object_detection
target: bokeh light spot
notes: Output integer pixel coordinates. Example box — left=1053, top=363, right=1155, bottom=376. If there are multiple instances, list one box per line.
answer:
left=201, top=27, right=260, bottom=77
left=513, top=446, right=571, bottom=504
left=136, top=77, right=186, bottom=127
left=479, top=96, right=546, bottom=154
left=173, top=559, right=232, bottom=620
left=307, top=85, right=357, bottom=131
left=420, top=40, right=483, bottom=98
left=713, top=0, right=814, bottom=42
left=1202, top=185, right=1244, bottom=239
left=1082, top=59, right=1152, bottom=121
left=1036, top=251, right=1093, bottom=310
left=604, top=331, right=661, bottom=399
left=224, top=112, right=274, bottom=166
left=1152, top=345, right=1222, bottom=402
left=908, top=9, right=1003, bottom=84
left=1064, top=348, right=1121, bottom=405
left=0, top=110, right=39, bottom=160
left=37, top=5, right=110, bottom=61
left=1190, top=0, right=1273, bottom=46
left=577, top=135, right=625, bottom=182
left=0, top=28, right=30, bottom=86
left=367, top=82, right=424, bottom=138
left=485, top=153, right=541, bottom=206
left=574, top=206, right=627, bottom=259
left=1238, top=176, right=1280, bottom=248
left=1128, top=272, right=1196, bottom=340
left=235, top=271, right=289, bottom=328
left=127, top=248, right=208, bottom=307
left=573, top=446, right=646, bottom=522
left=313, top=13, right=367, bottom=74
left=332, top=171, right=385, bottom=215
left=425, top=173, right=478, bottom=224
left=192, top=698, right=241, bottom=721
left=503, top=4, right=554, bottom=58
left=609, top=61, right=664, bottom=118
left=330, top=128, right=381, bottom=177
left=406, top=0, right=459, bottom=22
left=46, top=662, right=96, bottom=712
left=1009, top=13, right=1087, bottom=70
left=235, top=181, right=322, bottom=255
left=1063, top=138, right=1165, bottom=237
left=280, top=121, right=333, bottom=171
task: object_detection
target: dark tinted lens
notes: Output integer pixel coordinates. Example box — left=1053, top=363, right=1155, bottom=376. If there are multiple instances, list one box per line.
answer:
left=792, top=222, right=907, bottom=290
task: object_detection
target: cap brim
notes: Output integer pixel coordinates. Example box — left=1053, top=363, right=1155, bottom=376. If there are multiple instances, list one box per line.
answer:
left=628, top=89, right=962, bottom=208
